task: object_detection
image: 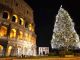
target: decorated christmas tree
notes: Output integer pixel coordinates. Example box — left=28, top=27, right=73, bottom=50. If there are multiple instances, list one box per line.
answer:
left=51, top=5, right=79, bottom=50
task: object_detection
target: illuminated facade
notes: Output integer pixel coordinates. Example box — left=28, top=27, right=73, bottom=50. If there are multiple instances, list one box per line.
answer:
left=38, top=47, right=49, bottom=56
left=0, top=0, right=36, bottom=56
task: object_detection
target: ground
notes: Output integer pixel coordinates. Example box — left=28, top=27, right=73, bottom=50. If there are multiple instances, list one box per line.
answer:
left=0, top=56, right=80, bottom=60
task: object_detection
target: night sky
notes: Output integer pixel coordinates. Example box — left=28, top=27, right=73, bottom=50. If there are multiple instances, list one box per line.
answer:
left=25, top=0, right=80, bottom=51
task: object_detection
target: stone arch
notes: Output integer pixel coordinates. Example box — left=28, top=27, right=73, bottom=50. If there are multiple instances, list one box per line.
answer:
left=25, top=32, right=29, bottom=40
left=12, top=15, right=18, bottom=23
left=17, top=46, right=22, bottom=56
left=19, top=18, right=24, bottom=25
left=25, top=22, right=29, bottom=28
left=28, top=24, right=32, bottom=31
left=18, top=31, right=23, bottom=40
left=28, top=24, right=34, bottom=31
left=0, top=26, right=7, bottom=37
left=10, top=29, right=16, bottom=38
left=28, top=34, right=32, bottom=41
left=0, top=45, right=3, bottom=56
left=6, top=46, right=12, bottom=56
left=2, top=11, right=10, bottom=19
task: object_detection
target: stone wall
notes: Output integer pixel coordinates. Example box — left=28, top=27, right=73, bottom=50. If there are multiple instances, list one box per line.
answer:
left=0, top=0, right=34, bottom=24
left=0, top=0, right=36, bottom=56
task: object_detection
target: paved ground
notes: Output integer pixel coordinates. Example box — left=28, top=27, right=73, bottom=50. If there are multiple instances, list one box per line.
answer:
left=13, top=57, right=80, bottom=60
left=0, top=57, right=80, bottom=60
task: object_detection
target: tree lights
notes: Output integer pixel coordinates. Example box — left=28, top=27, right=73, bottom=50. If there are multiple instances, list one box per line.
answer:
left=51, top=6, right=79, bottom=49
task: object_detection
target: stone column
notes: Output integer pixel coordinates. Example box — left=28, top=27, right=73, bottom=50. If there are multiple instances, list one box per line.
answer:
left=33, top=45, right=36, bottom=56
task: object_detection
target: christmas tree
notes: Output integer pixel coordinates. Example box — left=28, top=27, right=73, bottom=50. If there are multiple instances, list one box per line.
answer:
left=51, top=5, right=79, bottom=49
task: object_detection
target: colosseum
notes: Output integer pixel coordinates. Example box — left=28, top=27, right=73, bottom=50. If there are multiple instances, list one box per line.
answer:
left=0, top=0, right=36, bottom=56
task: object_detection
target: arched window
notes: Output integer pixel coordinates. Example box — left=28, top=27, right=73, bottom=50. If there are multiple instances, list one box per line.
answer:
left=19, top=18, right=24, bottom=25
left=29, top=34, right=31, bottom=41
left=25, top=22, right=28, bottom=28
left=28, top=24, right=34, bottom=32
left=2, top=11, right=9, bottom=19
left=12, top=15, right=18, bottom=22
left=0, top=45, right=3, bottom=54
left=6, top=46, right=12, bottom=56
left=28, top=24, right=32, bottom=31
left=25, top=33, right=28, bottom=40
left=0, top=26, right=7, bottom=37
left=10, top=29, right=16, bottom=38
left=18, top=31, right=23, bottom=40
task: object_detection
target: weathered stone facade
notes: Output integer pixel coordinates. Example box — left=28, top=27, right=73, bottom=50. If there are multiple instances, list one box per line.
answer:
left=0, top=0, right=36, bottom=56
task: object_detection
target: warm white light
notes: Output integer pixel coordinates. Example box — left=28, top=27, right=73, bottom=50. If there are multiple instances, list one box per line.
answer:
left=51, top=6, right=80, bottom=49
left=18, top=31, right=23, bottom=40
left=20, top=18, right=24, bottom=25
left=10, top=29, right=16, bottom=38
left=76, top=42, right=80, bottom=48
left=0, top=26, right=7, bottom=37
